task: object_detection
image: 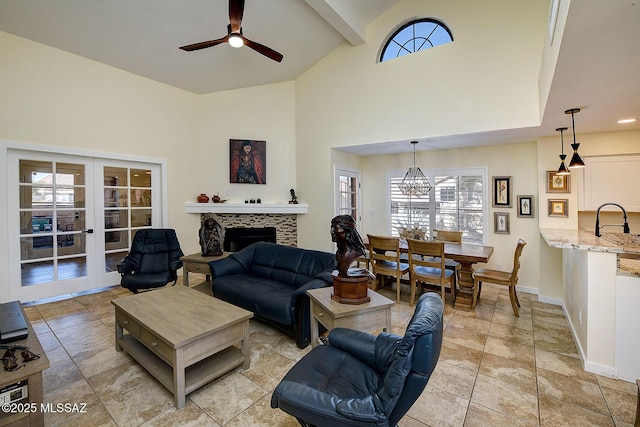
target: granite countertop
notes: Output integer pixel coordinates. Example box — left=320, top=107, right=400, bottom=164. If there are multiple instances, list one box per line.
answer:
left=539, top=228, right=640, bottom=255
left=540, top=228, right=640, bottom=277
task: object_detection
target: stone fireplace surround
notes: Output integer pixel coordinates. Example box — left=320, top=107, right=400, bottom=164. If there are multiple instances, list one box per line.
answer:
left=201, top=213, right=298, bottom=247
left=186, top=202, right=308, bottom=248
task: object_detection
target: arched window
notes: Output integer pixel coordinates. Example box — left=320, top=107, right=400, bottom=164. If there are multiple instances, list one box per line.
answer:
left=379, top=18, right=453, bottom=62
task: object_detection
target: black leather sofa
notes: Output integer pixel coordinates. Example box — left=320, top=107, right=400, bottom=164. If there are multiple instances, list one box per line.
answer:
left=208, top=242, right=335, bottom=348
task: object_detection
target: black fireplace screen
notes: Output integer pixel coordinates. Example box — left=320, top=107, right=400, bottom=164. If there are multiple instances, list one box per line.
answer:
left=224, top=227, right=277, bottom=252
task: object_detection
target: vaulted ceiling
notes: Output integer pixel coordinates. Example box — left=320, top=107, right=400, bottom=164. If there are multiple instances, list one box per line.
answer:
left=1, top=0, right=639, bottom=154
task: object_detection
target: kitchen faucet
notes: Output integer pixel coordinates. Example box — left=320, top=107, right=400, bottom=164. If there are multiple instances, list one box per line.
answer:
left=595, top=203, right=630, bottom=237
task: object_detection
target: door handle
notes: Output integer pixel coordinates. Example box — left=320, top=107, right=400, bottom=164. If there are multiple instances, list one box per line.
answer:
left=83, top=229, right=94, bottom=234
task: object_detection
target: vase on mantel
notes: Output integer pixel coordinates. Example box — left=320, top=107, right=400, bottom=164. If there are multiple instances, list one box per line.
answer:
left=197, top=194, right=209, bottom=203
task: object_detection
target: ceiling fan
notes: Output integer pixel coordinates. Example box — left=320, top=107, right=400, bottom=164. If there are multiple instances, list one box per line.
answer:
left=179, top=0, right=283, bottom=63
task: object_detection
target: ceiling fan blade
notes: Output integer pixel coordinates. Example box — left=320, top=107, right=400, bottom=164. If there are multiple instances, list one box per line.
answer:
left=229, top=0, right=245, bottom=33
left=243, top=37, right=284, bottom=62
left=179, top=36, right=229, bottom=52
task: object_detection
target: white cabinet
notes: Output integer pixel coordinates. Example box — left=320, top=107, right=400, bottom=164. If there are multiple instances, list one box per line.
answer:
left=580, top=155, right=640, bottom=212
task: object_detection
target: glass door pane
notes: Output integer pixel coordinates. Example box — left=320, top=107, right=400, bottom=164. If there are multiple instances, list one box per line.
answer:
left=335, top=167, right=361, bottom=231
left=103, top=165, right=154, bottom=275
left=18, top=160, right=89, bottom=286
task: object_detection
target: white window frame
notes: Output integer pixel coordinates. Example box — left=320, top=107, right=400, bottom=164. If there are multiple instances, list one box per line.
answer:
left=386, top=167, right=488, bottom=244
left=334, top=166, right=362, bottom=232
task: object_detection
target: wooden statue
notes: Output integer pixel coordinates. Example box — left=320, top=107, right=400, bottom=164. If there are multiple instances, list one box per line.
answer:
left=199, top=213, right=225, bottom=256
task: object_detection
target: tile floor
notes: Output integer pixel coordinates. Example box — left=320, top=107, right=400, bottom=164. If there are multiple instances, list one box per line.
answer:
left=21, top=278, right=639, bottom=426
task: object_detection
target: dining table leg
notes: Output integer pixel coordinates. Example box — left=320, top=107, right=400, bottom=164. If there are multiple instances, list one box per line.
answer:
left=454, top=261, right=476, bottom=311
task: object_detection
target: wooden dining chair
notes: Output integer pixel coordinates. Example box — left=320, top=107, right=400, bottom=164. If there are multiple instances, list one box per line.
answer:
left=472, top=239, right=526, bottom=316
left=433, top=229, right=463, bottom=243
left=367, top=234, right=409, bottom=304
left=432, top=229, right=463, bottom=285
left=407, top=238, right=456, bottom=306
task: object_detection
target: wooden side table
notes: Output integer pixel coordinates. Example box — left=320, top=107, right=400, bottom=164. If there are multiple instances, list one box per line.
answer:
left=0, top=306, right=50, bottom=427
left=307, top=287, right=394, bottom=348
left=180, top=252, right=232, bottom=287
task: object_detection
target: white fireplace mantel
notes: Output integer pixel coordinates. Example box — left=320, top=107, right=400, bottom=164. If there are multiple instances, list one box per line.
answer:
left=184, top=202, right=308, bottom=214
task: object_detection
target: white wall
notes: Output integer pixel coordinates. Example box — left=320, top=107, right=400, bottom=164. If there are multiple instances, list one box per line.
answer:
left=0, top=31, right=298, bottom=259
left=354, top=142, right=541, bottom=293
left=296, top=0, right=548, bottom=252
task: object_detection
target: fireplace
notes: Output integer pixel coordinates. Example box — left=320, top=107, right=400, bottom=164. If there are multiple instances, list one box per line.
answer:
left=224, top=227, right=277, bottom=252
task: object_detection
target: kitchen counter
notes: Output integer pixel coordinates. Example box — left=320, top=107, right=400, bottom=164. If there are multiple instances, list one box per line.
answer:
left=540, top=228, right=640, bottom=277
left=539, top=228, right=640, bottom=382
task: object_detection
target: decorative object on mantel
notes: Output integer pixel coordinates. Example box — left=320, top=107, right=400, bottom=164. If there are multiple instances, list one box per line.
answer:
left=555, top=127, right=571, bottom=175
left=211, top=193, right=227, bottom=203
left=565, top=108, right=586, bottom=169
left=199, top=213, right=225, bottom=256
left=230, top=139, right=266, bottom=184
left=197, top=193, right=209, bottom=203
left=330, top=215, right=374, bottom=304
left=289, top=189, right=298, bottom=204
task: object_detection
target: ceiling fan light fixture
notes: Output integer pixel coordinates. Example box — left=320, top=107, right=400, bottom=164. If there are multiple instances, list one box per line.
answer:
left=228, top=33, right=244, bottom=48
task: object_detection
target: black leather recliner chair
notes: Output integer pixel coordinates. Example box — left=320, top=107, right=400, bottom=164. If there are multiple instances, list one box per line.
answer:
left=117, top=229, right=184, bottom=293
left=271, top=292, right=444, bottom=427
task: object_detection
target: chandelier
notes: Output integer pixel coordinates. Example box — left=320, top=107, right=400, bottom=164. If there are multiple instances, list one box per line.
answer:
left=399, top=141, right=432, bottom=196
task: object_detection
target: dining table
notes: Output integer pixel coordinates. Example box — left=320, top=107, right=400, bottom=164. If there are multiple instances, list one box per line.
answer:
left=365, top=238, right=494, bottom=311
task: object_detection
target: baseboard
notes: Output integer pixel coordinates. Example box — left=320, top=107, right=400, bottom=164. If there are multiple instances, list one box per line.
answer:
left=558, top=299, right=619, bottom=380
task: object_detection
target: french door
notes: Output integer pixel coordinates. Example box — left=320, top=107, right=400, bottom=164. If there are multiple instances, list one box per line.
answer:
left=335, top=167, right=362, bottom=231
left=7, top=150, right=161, bottom=301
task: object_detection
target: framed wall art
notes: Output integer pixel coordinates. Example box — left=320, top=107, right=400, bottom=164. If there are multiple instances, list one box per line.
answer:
left=548, top=199, right=568, bottom=217
left=492, top=176, right=512, bottom=208
left=517, top=195, right=535, bottom=218
left=230, top=139, right=266, bottom=184
left=494, top=212, right=510, bottom=234
left=546, top=170, right=570, bottom=193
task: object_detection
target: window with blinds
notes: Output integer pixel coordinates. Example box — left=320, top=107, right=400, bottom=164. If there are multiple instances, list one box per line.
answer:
left=387, top=168, right=486, bottom=244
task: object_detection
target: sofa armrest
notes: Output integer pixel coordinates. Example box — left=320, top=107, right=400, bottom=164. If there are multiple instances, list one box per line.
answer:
left=291, top=277, right=331, bottom=299
left=117, top=258, right=136, bottom=275
left=208, top=256, right=245, bottom=279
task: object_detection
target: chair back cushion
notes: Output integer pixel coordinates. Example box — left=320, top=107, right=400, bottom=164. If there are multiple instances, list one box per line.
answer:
left=381, top=293, right=443, bottom=405
left=128, top=229, right=184, bottom=274
left=338, top=293, right=443, bottom=421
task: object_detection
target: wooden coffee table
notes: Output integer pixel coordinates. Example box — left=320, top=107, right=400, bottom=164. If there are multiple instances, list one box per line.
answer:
left=307, top=287, right=394, bottom=348
left=112, top=286, right=252, bottom=408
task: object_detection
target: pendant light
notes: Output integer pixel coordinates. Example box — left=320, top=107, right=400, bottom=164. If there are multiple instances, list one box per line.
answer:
left=565, top=108, right=586, bottom=168
left=399, top=141, right=431, bottom=236
left=556, top=127, right=570, bottom=175
left=399, top=141, right=431, bottom=196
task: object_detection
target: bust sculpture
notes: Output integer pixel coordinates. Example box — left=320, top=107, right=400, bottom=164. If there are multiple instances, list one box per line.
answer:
left=289, top=188, right=298, bottom=204
left=330, top=214, right=367, bottom=277
left=199, top=213, right=225, bottom=256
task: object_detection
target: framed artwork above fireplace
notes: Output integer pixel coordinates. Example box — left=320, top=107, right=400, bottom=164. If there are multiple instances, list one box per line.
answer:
left=230, top=139, right=266, bottom=184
